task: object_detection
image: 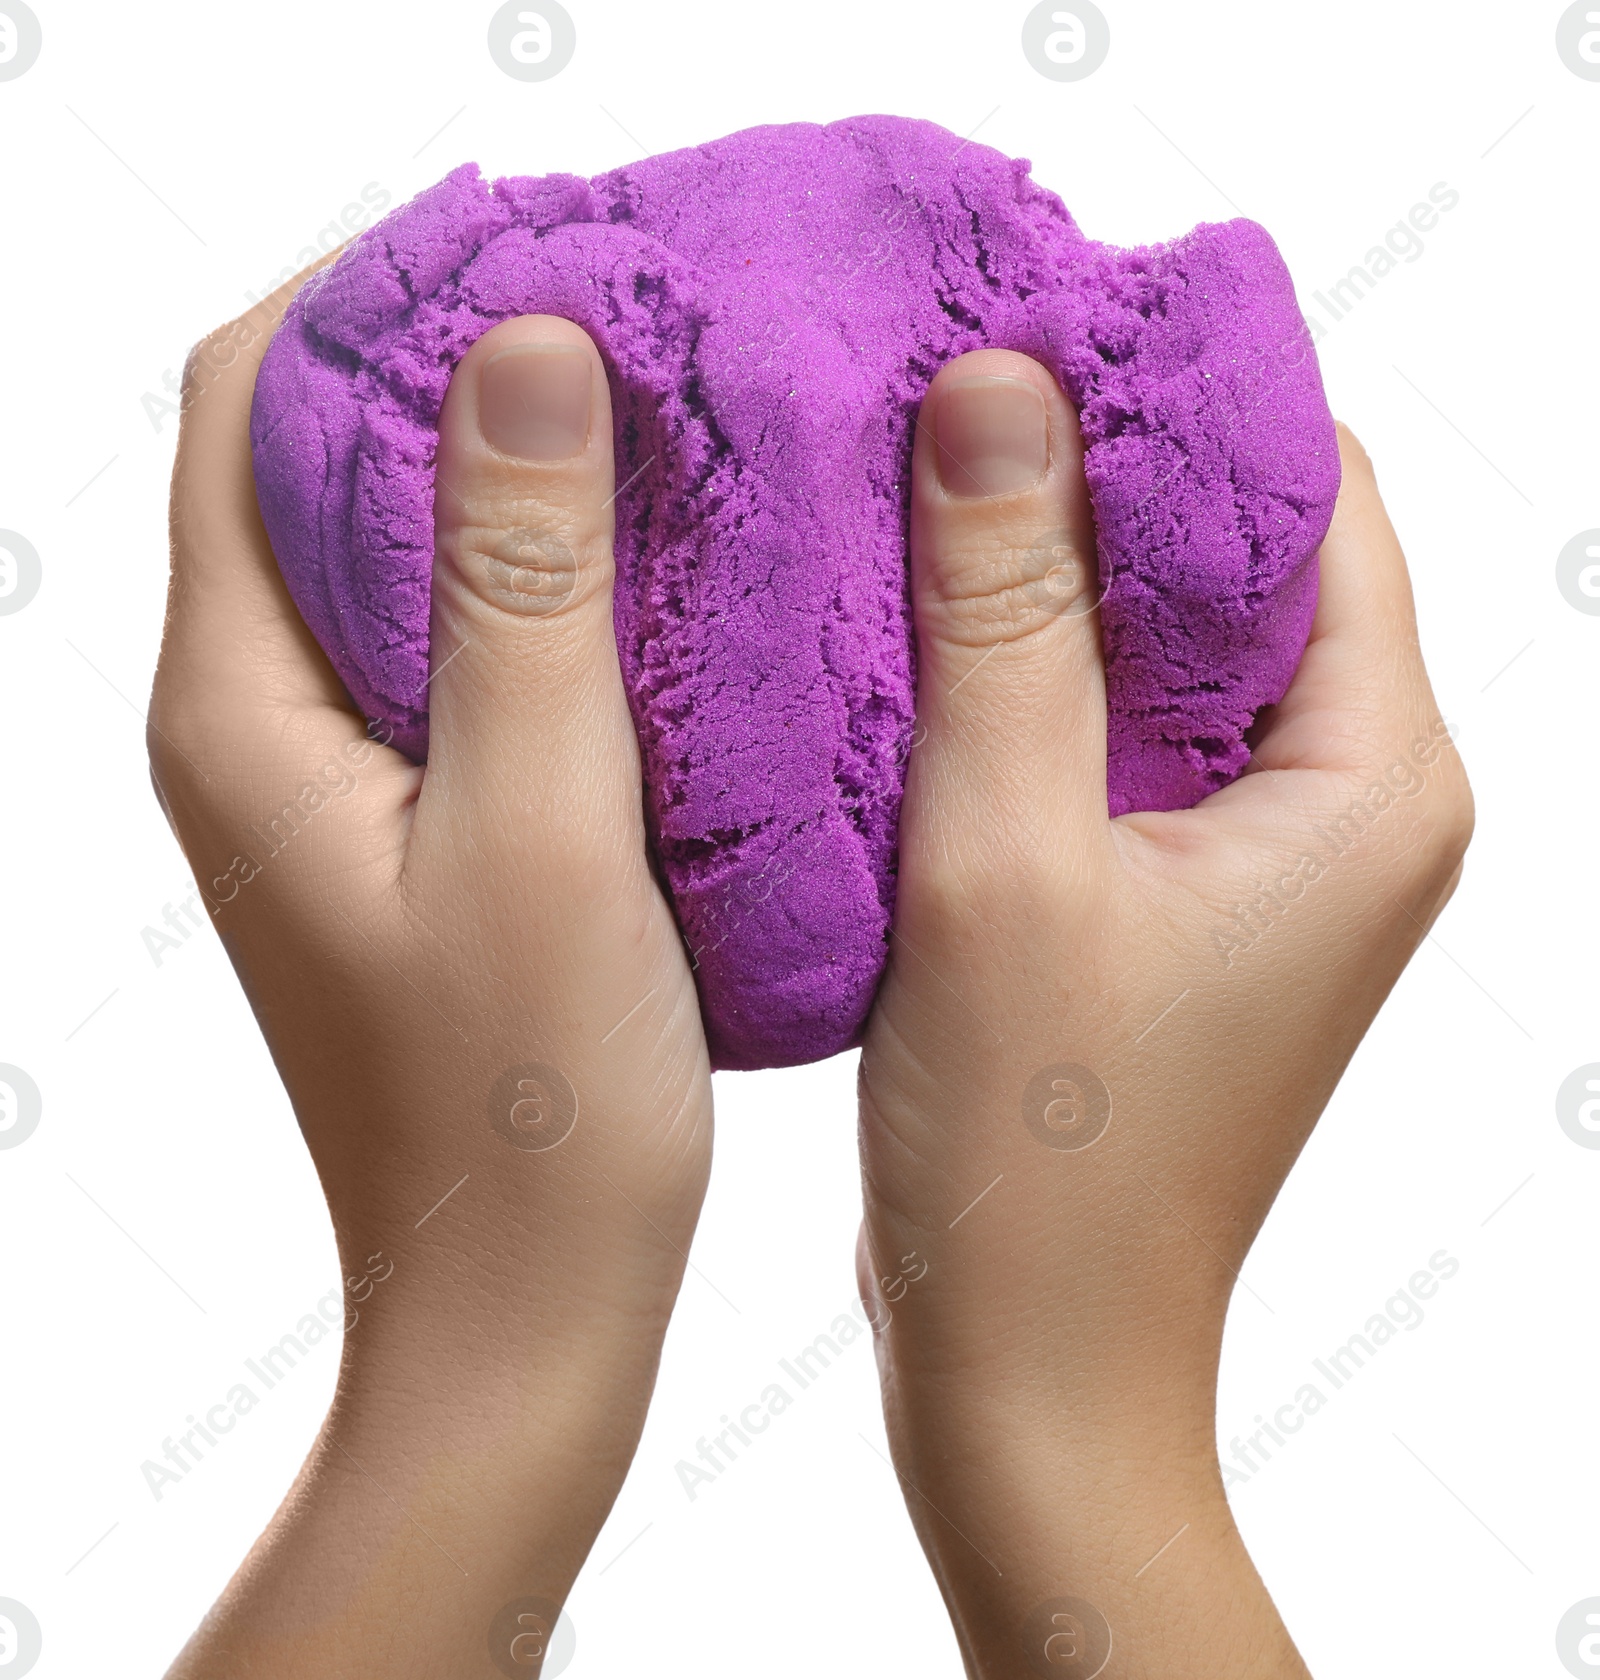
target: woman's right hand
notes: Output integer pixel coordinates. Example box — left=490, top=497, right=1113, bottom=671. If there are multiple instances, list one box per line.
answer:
left=856, top=350, right=1471, bottom=1677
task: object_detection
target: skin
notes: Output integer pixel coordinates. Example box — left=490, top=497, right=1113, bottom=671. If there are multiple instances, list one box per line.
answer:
left=153, top=262, right=1469, bottom=1676
left=857, top=350, right=1473, bottom=1677
left=153, top=269, right=713, bottom=1677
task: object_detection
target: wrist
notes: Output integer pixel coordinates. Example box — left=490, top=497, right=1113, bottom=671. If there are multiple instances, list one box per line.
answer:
left=166, top=1328, right=660, bottom=1678
left=163, top=1259, right=679, bottom=1678
left=883, top=1421, right=1302, bottom=1680
left=872, top=1359, right=1306, bottom=1678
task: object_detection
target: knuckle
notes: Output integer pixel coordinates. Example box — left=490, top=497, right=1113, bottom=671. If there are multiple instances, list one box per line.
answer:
left=437, top=487, right=611, bottom=622
left=146, top=680, right=205, bottom=796
left=922, top=525, right=1103, bottom=648
left=180, top=311, right=268, bottom=405
left=1335, top=420, right=1376, bottom=478
left=1305, top=741, right=1472, bottom=896
left=1422, top=761, right=1476, bottom=864
left=463, top=524, right=580, bottom=616
left=178, top=269, right=318, bottom=421
left=1363, top=757, right=1474, bottom=898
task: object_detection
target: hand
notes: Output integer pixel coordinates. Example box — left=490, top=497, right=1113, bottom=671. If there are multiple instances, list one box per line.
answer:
left=151, top=273, right=712, bottom=1677
left=856, top=352, right=1472, bottom=1677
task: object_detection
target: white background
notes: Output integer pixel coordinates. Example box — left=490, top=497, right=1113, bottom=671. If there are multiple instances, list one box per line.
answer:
left=0, top=2, right=1595, bottom=1675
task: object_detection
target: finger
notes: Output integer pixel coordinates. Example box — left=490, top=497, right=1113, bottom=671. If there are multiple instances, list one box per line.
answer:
left=1245, top=423, right=1441, bottom=776
left=902, top=349, right=1109, bottom=864
left=160, top=252, right=352, bottom=723
left=414, top=315, right=645, bottom=875
left=1175, top=425, right=1472, bottom=900
left=153, top=252, right=410, bottom=839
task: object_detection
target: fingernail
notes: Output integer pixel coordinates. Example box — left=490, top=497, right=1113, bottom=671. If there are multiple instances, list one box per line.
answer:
left=478, top=345, right=592, bottom=461
left=935, top=377, right=1048, bottom=498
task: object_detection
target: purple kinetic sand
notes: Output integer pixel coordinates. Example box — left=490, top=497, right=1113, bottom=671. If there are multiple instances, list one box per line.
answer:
left=250, top=115, right=1340, bottom=1071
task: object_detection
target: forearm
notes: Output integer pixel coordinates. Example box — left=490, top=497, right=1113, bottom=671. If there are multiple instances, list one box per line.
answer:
left=165, top=1295, right=676, bottom=1678
left=860, top=1102, right=1311, bottom=1680
left=163, top=912, right=708, bottom=1676
left=877, top=1368, right=1308, bottom=1680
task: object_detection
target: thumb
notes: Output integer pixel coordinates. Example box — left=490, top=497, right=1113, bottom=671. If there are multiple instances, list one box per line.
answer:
left=417, top=314, right=643, bottom=875
left=901, top=349, right=1110, bottom=879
